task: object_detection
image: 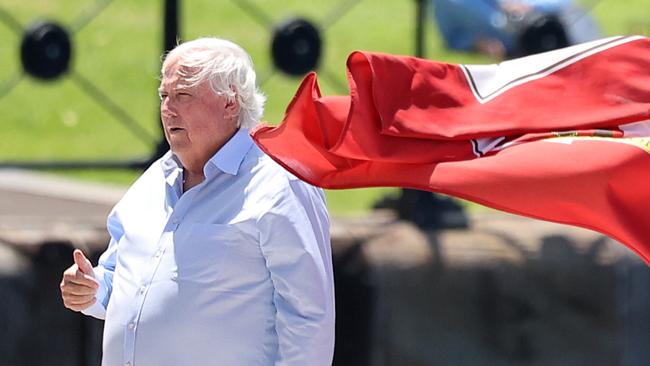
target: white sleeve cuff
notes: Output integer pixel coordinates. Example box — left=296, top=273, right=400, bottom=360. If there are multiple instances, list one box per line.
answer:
left=81, top=266, right=109, bottom=319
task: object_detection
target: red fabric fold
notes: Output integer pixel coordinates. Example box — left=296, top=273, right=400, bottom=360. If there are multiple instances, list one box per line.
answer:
left=252, top=36, right=650, bottom=265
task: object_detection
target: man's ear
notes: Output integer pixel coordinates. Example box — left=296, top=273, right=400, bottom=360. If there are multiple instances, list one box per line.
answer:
left=224, top=85, right=240, bottom=120
left=225, top=98, right=240, bottom=120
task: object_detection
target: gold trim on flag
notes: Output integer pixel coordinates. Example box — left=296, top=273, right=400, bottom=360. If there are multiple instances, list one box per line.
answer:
left=548, top=136, right=650, bottom=153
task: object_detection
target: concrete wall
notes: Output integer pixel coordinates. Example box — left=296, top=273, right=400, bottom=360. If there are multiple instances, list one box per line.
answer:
left=331, top=211, right=650, bottom=366
left=1, top=210, right=648, bottom=366
left=0, top=241, right=105, bottom=366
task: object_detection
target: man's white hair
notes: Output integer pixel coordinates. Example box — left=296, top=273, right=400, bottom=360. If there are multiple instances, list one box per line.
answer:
left=162, top=37, right=266, bottom=129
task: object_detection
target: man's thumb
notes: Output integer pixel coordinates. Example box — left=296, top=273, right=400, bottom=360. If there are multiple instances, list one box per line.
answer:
left=73, top=249, right=94, bottom=276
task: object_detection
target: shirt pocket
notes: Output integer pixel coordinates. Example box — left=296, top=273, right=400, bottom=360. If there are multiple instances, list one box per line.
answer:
left=172, top=223, right=236, bottom=286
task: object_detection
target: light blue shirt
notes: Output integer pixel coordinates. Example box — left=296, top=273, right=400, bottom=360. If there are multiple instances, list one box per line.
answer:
left=83, top=129, right=335, bottom=366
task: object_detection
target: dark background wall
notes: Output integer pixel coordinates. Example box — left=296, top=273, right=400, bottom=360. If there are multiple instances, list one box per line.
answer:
left=2, top=210, right=648, bottom=366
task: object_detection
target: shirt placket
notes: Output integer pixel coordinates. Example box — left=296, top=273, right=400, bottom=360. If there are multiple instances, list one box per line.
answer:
left=122, top=176, right=201, bottom=366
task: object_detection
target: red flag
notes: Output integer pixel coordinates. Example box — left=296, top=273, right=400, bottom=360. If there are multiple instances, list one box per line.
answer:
left=252, top=35, right=650, bottom=264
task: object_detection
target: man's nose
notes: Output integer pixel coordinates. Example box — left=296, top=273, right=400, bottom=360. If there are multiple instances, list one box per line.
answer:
left=161, top=98, right=177, bottom=117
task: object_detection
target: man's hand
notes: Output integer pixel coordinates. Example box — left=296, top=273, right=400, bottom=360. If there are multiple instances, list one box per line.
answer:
left=60, top=249, right=99, bottom=312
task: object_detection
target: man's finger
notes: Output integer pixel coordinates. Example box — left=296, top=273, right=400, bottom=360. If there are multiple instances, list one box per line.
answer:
left=63, top=270, right=99, bottom=288
left=64, top=297, right=96, bottom=312
left=63, top=293, right=96, bottom=305
left=60, top=281, right=98, bottom=296
left=73, top=249, right=94, bottom=276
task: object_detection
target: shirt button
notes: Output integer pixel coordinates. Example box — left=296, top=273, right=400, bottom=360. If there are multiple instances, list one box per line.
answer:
left=154, top=250, right=163, bottom=258
left=171, top=273, right=178, bottom=280
left=127, top=322, right=135, bottom=330
left=171, top=217, right=179, bottom=224
left=125, top=362, right=132, bottom=366
left=139, top=286, right=146, bottom=295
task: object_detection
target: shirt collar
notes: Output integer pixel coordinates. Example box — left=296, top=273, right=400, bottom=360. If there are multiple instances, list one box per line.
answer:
left=159, top=128, right=253, bottom=182
left=160, top=150, right=182, bottom=186
left=205, top=128, right=253, bottom=177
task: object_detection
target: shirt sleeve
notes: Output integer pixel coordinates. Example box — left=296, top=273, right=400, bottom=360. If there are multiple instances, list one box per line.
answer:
left=258, top=178, right=335, bottom=366
left=81, top=210, right=122, bottom=319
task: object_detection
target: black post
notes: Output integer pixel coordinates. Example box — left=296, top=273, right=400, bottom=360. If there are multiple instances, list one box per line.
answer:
left=164, top=0, right=180, bottom=51
left=383, top=0, right=468, bottom=230
left=151, top=0, right=180, bottom=163
left=415, top=0, right=426, bottom=58
left=399, top=0, right=427, bottom=225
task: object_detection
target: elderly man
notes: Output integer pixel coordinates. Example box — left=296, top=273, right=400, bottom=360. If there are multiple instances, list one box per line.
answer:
left=59, top=38, right=335, bottom=365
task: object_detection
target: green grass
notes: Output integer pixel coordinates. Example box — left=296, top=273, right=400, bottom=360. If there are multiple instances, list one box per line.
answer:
left=1, top=0, right=648, bottom=214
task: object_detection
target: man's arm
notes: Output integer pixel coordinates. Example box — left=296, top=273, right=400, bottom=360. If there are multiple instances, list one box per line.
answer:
left=259, top=178, right=335, bottom=366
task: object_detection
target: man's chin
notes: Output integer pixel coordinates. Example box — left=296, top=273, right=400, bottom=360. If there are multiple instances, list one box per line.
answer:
left=167, top=138, right=191, bottom=153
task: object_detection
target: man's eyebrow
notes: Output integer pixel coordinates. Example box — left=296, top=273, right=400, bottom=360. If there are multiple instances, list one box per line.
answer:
left=157, top=86, right=192, bottom=93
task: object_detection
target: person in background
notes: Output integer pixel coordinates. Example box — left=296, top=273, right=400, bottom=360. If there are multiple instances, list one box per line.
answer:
left=430, top=0, right=602, bottom=58
left=59, top=37, right=335, bottom=366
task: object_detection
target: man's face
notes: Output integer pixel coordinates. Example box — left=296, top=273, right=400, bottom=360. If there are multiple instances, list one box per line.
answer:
left=159, top=56, right=238, bottom=163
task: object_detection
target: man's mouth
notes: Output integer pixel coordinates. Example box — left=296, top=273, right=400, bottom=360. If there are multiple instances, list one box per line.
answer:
left=169, top=127, right=184, bottom=133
